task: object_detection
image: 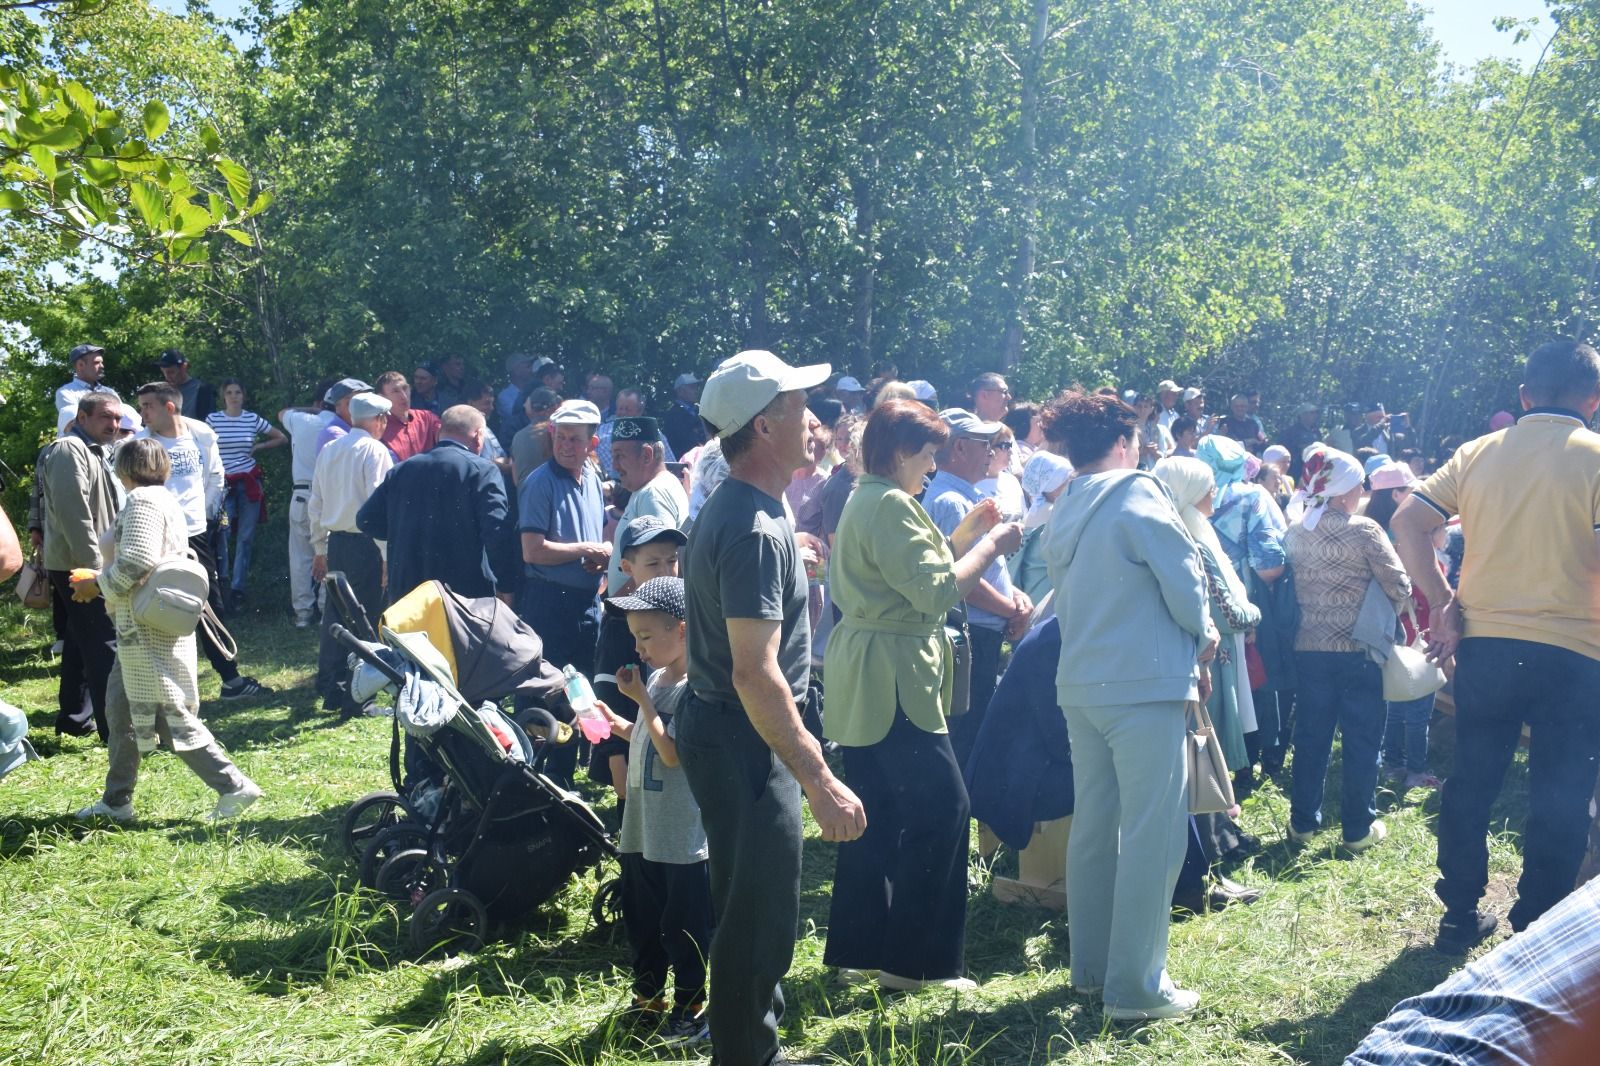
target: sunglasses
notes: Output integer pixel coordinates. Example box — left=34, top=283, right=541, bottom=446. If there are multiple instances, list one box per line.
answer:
left=994, top=441, right=1015, bottom=450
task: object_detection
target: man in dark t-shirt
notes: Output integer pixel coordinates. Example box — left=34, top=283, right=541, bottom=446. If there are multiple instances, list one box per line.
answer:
left=679, top=349, right=865, bottom=1066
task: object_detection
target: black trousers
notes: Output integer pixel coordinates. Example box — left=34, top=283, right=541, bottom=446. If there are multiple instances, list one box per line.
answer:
left=676, top=694, right=801, bottom=1066
left=949, top=623, right=1004, bottom=772
left=1437, top=637, right=1600, bottom=931
left=620, top=853, right=715, bottom=1008
left=515, top=575, right=601, bottom=787
left=825, top=708, right=970, bottom=979
left=186, top=531, right=239, bottom=684
left=317, top=532, right=383, bottom=712
left=46, top=569, right=114, bottom=739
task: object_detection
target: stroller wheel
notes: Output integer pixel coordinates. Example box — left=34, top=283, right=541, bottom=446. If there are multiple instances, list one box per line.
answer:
left=410, top=888, right=488, bottom=956
left=341, top=790, right=404, bottom=857
left=359, top=824, right=430, bottom=890
left=590, top=876, right=624, bottom=932
left=375, top=848, right=449, bottom=907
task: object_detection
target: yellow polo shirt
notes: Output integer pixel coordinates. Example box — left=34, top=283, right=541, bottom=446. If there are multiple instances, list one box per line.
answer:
left=1415, top=410, right=1600, bottom=661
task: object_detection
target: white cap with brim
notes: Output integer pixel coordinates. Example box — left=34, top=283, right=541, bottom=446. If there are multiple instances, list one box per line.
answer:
left=674, top=372, right=701, bottom=388
left=349, top=393, right=392, bottom=421
left=700, top=350, right=831, bottom=437
left=1158, top=379, right=1181, bottom=393
left=836, top=375, right=866, bottom=393
left=938, top=407, right=1004, bottom=439
left=908, top=380, right=938, bottom=402
left=550, top=399, right=603, bottom=425
left=119, top=408, right=143, bottom=432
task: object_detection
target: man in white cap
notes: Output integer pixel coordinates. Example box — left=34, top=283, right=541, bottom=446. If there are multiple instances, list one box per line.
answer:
left=834, top=374, right=868, bottom=413
left=680, top=349, right=865, bottom=1066
left=924, top=408, right=1032, bottom=768
left=907, top=379, right=940, bottom=408
left=137, top=380, right=274, bottom=700
left=663, top=372, right=706, bottom=456
left=309, top=391, right=393, bottom=715
left=53, top=343, right=122, bottom=430
left=1181, top=387, right=1212, bottom=436
left=516, top=398, right=608, bottom=784
left=1156, top=378, right=1182, bottom=430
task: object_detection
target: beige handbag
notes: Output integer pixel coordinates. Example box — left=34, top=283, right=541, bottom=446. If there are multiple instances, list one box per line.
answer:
left=1382, top=602, right=1447, bottom=702
left=1186, top=699, right=1236, bottom=815
left=14, top=555, right=49, bottom=610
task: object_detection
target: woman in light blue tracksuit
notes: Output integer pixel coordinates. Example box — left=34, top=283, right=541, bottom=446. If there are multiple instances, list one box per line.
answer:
left=1043, top=391, right=1218, bottom=1023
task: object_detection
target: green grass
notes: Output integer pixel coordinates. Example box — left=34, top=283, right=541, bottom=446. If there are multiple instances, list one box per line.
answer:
left=0, top=598, right=1532, bottom=1065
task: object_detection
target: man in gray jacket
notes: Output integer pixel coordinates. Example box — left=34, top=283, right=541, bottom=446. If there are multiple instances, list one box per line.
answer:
left=37, top=393, right=123, bottom=739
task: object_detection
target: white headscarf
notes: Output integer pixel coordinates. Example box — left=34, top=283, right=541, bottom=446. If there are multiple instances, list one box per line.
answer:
left=1020, top=451, right=1074, bottom=530
left=1154, top=457, right=1251, bottom=607
left=1286, top=446, right=1363, bottom=531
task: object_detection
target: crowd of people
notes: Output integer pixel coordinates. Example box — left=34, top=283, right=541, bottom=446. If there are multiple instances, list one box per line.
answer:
left=6, top=334, right=1600, bottom=1064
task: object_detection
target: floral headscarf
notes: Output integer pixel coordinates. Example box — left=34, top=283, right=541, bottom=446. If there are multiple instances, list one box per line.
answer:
left=1287, top=445, right=1363, bottom=531
left=1020, top=451, right=1074, bottom=529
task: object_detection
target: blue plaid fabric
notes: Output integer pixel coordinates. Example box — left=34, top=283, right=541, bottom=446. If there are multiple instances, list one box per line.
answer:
left=1346, top=877, right=1600, bottom=1064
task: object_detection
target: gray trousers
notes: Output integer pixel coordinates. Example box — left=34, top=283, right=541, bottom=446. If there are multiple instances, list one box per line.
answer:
left=102, top=660, right=246, bottom=808
left=1063, top=700, right=1189, bottom=1011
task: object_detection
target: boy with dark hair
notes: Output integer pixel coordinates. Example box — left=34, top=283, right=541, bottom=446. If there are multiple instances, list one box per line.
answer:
left=590, top=516, right=685, bottom=799
left=597, top=576, right=711, bottom=1045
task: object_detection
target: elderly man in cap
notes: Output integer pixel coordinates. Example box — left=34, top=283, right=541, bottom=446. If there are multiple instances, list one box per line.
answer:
left=358, top=404, right=516, bottom=603
left=1155, top=378, right=1183, bottom=430
left=315, top=377, right=372, bottom=454
left=663, top=372, right=707, bottom=457
left=309, top=392, right=393, bottom=716
left=1181, top=387, right=1213, bottom=436
left=374, top=371, right=441, bottom=462
left=516, top=398, right=609, bottom=781
left=1280, top=402, right=1322, bottom=482
left=156, top=349, right=214, bottom=419
left=835, top=374, right=868, bottom=414
left=53, top=344, right=123, bottom=430
left=137, top=381, right=274, bottom=700
left=37, top=393, right=123, bottom=738
left=606, top=414, right=687, bottom=595
left=924, top=408, right=1032, bottom=768
left=679, top=349, right=865, bottom=1066
left=597, top=388, right=677, bottom=479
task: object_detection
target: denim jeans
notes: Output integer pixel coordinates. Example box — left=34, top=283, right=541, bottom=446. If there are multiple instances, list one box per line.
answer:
left=1290, top=651, right=1385, bottom=842
left=1383, top=693, right=1435, bottom=774
left=217, top=480, right=263, bottom=594
left=1436, top=637, right=1600, bottom=931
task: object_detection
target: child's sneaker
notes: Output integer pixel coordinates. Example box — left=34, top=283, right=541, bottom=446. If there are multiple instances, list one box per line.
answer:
left=657, top=1004, right=709, bottom=1046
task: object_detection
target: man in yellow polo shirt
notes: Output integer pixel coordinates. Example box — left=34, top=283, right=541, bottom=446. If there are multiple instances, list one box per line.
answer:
left=1393, top=338, right=1600, bottom=954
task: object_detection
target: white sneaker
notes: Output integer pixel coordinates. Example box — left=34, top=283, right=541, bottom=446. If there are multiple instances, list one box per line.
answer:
left=1288, top=826, right=1318, bottom=844
left=837, top=968, right=879, bottom=986
left=294, top=611, right=313, bottom=628
left=209, top=780, right=262, bottom=821
left=75, top=799, right=134, bottom=823
left=1106, top=988, right=1200, bottom=1022
left=878, top=972, right=978, bottom=992
left=50, top=640, right=65, bottom=657
left=1344, top=819, right=1388, bottom=853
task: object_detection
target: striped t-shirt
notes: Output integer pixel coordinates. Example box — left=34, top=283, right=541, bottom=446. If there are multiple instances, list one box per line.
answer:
left=205, top=410, right=271, bottom=475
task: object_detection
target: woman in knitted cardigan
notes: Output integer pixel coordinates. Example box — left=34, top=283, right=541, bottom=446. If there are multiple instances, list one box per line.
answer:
left=72, top=439, right=261, bottom=823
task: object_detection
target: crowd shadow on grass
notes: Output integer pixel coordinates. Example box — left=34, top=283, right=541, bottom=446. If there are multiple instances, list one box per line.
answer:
left=0, top=810, right=189, bottom=861
left=1250, top=944, right=1461, bottom=1065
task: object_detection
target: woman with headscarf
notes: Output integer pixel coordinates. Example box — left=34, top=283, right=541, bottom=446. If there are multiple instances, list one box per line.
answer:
left=1283, top=447, right=1411, bottom=852
left=1008, top=450, right=1074, bottom=607
left=1155, top=458, right=1262, bottom=865
left=1196, top=433, right=1291, bottom=792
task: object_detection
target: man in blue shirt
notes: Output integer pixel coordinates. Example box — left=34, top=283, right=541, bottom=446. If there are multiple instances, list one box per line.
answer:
left=517, top=398, right=608, bottom=785
left=923, top=408, right=1033, bottom=769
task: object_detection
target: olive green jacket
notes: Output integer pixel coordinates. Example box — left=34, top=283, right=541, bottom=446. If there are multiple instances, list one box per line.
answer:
left=822, top=475, right=963, bottom=746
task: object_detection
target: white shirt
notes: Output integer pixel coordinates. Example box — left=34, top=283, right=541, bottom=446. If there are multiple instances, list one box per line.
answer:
left=308, top=427, right=393, bottom=556
left=282, top=409, right=336, bottom=485
left=606, top=468, right=689, bottom=592
left=137, top=417, right=224, bottom=537
left=54, top=378, right=123, bottom=433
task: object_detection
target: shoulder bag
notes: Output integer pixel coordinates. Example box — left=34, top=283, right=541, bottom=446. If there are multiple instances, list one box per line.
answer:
left=944, top=603, right=972, bottom=718
left=15, top=555, right=49, bottom=610
left=131, top=549, right=213, bottom=639
left=1382, top=600, right=1447, bottom=702
left=1187, top=699, right=1236, bottom=814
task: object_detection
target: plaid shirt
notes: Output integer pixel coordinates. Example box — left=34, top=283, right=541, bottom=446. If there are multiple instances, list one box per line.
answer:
left=1345, top=876, right=1600, bottom=1065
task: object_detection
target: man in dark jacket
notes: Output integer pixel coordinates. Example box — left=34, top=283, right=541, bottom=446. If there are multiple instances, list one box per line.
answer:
left=356, top=404, right=517, bottom=603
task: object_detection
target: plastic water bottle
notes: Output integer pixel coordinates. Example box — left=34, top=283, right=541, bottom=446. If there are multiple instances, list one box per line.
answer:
left=562, top=665, right=611, bottom=743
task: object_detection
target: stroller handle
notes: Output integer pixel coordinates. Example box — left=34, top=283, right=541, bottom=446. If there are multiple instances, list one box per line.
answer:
left=329, top=623, right=407, bottom=687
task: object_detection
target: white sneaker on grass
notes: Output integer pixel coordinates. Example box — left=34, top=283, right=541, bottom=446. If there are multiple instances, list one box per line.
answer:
left=75, top=799, right=134, bottom=823
left=1344, top=819, right=1388, bottom=853
left=209, top=780, right=262, bottom=821
left=1105, top=988, right=1200, bottom=1022
left=878, top=972, right=978, bottom=992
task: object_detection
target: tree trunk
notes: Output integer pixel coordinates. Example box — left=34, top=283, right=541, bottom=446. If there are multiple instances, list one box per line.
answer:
left=1001, top=0, right=1049, bottom=372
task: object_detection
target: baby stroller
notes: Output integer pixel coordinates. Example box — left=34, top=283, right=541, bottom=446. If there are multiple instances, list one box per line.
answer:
left=327, top=577, right=619, bottom=955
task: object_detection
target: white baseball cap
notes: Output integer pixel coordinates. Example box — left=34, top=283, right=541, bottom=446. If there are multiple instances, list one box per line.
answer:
left=835, top=375, right=866, bottom=393
left=938, top=407, right=1004, bottom=439
left=549, top=399, right=602, bottom=425
left=908, top=380, right=938, bottom=402
left=700, top=350, right=831, bottom=437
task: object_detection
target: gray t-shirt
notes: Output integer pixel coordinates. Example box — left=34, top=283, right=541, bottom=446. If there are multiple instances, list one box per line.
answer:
left=619, top=674, right=707, bottom=864
left=684, top=477, right=810, bottom=706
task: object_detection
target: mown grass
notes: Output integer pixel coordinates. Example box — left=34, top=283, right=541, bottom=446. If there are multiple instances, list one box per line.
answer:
left=0, top=597, right=1530, bottom=1065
